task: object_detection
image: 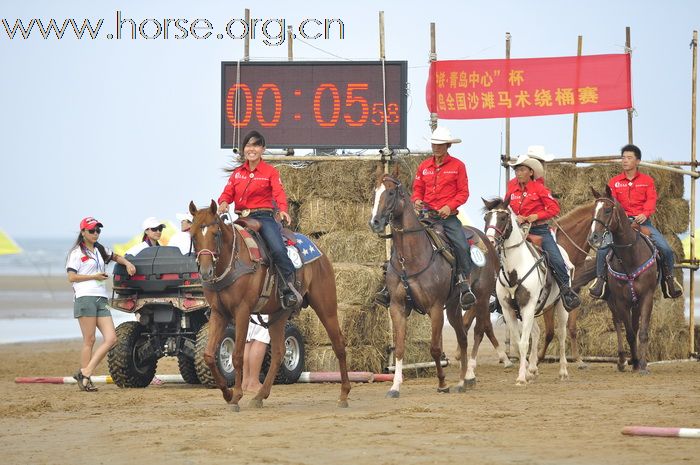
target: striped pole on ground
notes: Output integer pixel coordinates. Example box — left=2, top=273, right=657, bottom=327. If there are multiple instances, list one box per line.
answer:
left=622, top=426, right=700, bottom=438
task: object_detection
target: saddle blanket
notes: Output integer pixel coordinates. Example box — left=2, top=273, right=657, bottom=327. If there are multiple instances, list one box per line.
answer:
left=289, top=233, right=323, bottom=265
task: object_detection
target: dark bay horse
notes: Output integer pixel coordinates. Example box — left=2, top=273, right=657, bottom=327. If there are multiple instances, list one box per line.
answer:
left=369, top=170, right=501, bottom=396
left=587, top=187, right=659, bottom=374
left=188, top=200, right=350, bottom=409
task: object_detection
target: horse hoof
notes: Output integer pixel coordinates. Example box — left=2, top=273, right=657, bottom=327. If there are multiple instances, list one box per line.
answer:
left=386, top=390, right=400, bottom=398
left=617, top=364, right=626, bottom=372
left=229, top=404, right=240, bottom=412
left=502, top=360, right=514, bottom=369
left=248, top=398, right=263, bottom=409
left=559, top=374, right=569, bottom=381
left=515, top=380, right=527, bottom=386
left=437, top=386, right=450, bottom=394
left=464, top=378, right=476, bottom=388
left=337, top=400, right=349, bottom=408
left=638, top=369, right=650, bottom=376
left=449, top=384, right=466, bottom=393
left=577, top=363, right=589, bottom=370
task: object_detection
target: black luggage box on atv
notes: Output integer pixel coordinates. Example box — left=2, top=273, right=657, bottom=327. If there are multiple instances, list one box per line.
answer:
left=114, top=246, right=200, bottom=293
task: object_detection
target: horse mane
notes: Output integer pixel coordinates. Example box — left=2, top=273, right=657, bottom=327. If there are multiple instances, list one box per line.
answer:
left=557, top=201, right=596, bottom=225
left=482, top=197, right=506, bottom=213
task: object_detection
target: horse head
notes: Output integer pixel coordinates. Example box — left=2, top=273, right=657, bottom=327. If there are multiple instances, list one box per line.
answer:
left=482, top=196, right=516, bottom=247
left=588, top=186, right=624, bottom=248
left=369, top=165, right=407, bottom=234
left=189, top=200, right=228, bottom=281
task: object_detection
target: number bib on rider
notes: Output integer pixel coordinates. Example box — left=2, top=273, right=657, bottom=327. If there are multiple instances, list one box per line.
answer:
left=471, top=247, right=486, bottom=267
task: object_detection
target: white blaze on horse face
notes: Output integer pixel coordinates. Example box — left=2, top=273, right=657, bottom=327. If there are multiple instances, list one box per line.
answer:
left=591, top=202, right=603, bottom=237
left=485, top=212, right=497, bottom=240
left=202, top=226, right=208, bottom=238
left=371, top=184, right=386, bottom=222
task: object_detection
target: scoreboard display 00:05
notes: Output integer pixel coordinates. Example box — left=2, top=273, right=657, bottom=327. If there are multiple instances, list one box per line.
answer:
left=220, top=61, right=408, bottom=149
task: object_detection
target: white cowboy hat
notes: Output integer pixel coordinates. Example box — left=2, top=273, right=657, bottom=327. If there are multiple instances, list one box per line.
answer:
left=176, top=212, right=193, bottom=223
left=509, top=154, right=545, bottom=180
left=142, top=217, right=165, bottom=230
left=429, top=126, right=461, bottom=144
left=524, top=145, right=554, bottom=162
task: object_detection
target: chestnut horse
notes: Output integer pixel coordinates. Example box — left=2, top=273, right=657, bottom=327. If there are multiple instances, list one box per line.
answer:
left=188, top=200, right=350, bottom=409
left=369, top=171, right=503, bottom=397
left=587, top=187, right=659, bottom=374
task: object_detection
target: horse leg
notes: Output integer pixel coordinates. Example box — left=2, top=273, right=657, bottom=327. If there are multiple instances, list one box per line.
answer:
left=555, top=302, right=569, bottom=381
left=567, top=309, right=587, bottom=369
left=307, top=288, right=350, bottom=408
left=483, top=317, right=513, bottom=368
left=538, top=308, right=555, bottom=363
left=637, top=293, right=654, bottom=375
left=429, top=305, right=449, bottom=393
left=203, top=310, right=236, bottom=408
left=526, top=315, right=540, bottom=382
left=445, top=302, right=469, bottom=392
left=454, top=307, right=475, bottom=361
left=629, top=303, right=642, bottom=372
left=611, top=310, right=627, bottom=372
left=501, top=303, right=526, bottom=385
left=249, top=317, right=285, bottom=408
left=387, top=303, right=407, bottom=398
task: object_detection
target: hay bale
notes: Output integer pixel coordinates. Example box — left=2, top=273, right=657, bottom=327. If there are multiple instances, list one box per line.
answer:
left=298, top=199, right=374, bottom=235
left=649, top=160, right=684, bottom=198
left=342, top=305, right=391, bottom=349
left=334, top=263, right=384, bottom=308
left=304, top=345, right=387, bottom=373
left=314, top=231, right=386, bottom=264
left=294, top=305, right=348, bottom=348
left=276, top=163, right=318, bottom=203
left=539, top=290, right=688, bottom=361
left=655, top=198, right=689, bottom=235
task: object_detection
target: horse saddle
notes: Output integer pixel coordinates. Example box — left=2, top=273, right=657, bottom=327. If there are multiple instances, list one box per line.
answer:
left=630, top=222, right=652, bottom=237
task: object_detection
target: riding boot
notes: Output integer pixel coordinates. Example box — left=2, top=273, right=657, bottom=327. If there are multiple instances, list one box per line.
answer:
left=557, top=280, right=581, bottom=312
left=488, top=292, right=502, bottom=314
left=457, top=274, right=476, bottom=310
left=279, top=275, right=302, bottom=311
left=661, top=269, right=683, bottom=299
left=373, top=261, right=390, bottom=307
left=589, top=275, right=607, bottom=300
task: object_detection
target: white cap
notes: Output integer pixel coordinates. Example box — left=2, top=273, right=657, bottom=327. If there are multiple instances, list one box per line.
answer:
left=429, top=126, right=461, bottom=144
left=524, top=145, right=554, bottom=162
left=176, top=213, right=193, bottom=222
left=142, top=217, right=165, bottom=230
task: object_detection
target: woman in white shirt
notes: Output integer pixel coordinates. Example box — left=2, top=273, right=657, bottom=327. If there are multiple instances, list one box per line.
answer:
left=66, top=217, right=135, bottom=391
left=125, top=217, right=165, bottom=256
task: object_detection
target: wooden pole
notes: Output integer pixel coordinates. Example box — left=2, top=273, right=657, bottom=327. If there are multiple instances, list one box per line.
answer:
left=244, top=9, right=250, bottom=61
left=287, top=26, right=293, bottom=61
left=690, top=30, right=697, bottom=356
left=429, top=22, right=438, bottom=132
left=505, top=32, right=512, bottom=183
left=572, top=35, right=583, bottom=158
left=626, top=26, right=633, bottom=143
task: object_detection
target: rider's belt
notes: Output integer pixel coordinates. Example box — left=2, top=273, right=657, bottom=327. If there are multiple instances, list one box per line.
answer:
left=235, top=208, right=274, bottom=217
left=532, top=219, right=549, bottom=227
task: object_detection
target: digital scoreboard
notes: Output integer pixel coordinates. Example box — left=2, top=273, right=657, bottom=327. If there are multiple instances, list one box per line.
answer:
left=221, top=61, right=408, bottom=149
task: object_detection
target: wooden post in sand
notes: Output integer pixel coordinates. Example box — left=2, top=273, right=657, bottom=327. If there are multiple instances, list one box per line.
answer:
left=689, top=30, right=697, bottom=356
left=626, top=26, right=633, bottom=143
left=572, top=35, right=583, bottom=159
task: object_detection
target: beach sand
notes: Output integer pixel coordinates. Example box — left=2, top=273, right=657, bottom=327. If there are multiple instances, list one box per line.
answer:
left=1, top=276, right=700, bottom=464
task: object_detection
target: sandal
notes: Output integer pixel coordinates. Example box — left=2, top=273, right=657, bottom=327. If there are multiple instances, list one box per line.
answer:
left=73, top=369, right=98, bottom=392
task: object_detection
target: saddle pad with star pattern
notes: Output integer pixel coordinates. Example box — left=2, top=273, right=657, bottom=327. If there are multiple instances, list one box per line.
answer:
left=291, top=233, right=323, bottom=265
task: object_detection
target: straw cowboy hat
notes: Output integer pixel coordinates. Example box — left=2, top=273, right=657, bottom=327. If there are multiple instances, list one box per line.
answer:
left=524, top=145, right=554, bottom=162
left=429, top=127, right=462, bottom=144
left=509, top=154, right=545, bottom=179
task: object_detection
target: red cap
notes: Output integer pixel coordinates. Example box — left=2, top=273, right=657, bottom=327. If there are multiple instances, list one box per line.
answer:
left=80, top=217, right=104, bottom=230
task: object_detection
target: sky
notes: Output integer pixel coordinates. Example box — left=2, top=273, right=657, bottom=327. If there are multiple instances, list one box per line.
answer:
left=2, top=0, right=699, bottom=241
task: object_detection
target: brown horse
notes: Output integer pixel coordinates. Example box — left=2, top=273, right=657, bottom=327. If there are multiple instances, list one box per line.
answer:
left=587, top=187, right=659, bottom=374
left=369, top=170, right=502, bottom=396
left=188, top=200, right=350, bottom=409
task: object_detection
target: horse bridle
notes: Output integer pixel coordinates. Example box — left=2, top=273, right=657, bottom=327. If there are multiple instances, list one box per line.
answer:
left=378, top=174, right=425, bottom=234
left=484, top=208, right=516, bottom=249
left=195, top=214, right=239, bottom=281
left=590, top=198, right=637, bottom=249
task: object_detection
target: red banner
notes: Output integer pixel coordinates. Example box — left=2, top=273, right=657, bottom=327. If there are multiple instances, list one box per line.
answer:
left=426, top=54, right=631, bottom=119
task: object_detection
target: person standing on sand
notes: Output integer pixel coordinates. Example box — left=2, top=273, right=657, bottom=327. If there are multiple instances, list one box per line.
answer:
left=66, top=217, right=135, bottom=392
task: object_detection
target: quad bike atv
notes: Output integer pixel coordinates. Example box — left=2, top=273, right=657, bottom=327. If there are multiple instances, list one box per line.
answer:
left=107, top=246, right=304, bottom=387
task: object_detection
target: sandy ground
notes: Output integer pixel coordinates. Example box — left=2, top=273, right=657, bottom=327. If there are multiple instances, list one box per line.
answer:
left=1, top=327, right=699, bottom=465
left=2, top=275, right=700, bottom=464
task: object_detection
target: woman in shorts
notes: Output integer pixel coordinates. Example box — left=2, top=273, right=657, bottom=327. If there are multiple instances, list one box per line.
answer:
left=66, top=217, right=135, bottom=391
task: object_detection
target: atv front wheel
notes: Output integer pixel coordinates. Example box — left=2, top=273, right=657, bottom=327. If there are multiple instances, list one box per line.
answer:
left=195, top=322, right=235, bottom=388
left=108, top=321, right=158, bottom=388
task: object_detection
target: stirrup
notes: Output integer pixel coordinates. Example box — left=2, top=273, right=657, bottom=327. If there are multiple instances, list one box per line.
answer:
left=374, top=287, right=390, bottom=307
left=589, top=277, right=607, bottom=300
left=662, top=276, right=683, bottom=299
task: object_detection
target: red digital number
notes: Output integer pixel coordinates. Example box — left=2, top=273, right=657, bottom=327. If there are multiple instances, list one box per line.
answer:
left=343, top=83, right=369, bottom=127
left=225, top=84, right=253, bottom=128
left=255, top=84, right=282, bottom=127
left=313, top=83, right=341, bottom=127
left=386, top=103, right=400, bottom=123
left=371, top=103, right=384, bottom=125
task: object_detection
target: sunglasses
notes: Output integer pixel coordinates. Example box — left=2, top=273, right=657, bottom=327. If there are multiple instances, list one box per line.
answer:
left=149, top=226, right=164, bottom=232
left=86, top=228, right=102, bottom=234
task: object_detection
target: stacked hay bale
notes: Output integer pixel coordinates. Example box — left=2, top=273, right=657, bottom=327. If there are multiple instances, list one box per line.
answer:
left=540, top=161, right=689, bottom=360
left=276, top=156, right=434, bottom=373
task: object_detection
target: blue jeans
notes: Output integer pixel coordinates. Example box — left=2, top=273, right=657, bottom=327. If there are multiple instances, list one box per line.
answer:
left=529, top=224, right=569, bottom=284
left=438, top=215, right=472, bottom=276
left=250, top=212, right=295, bottom=280
left=595, top=220, right=674, bottom=276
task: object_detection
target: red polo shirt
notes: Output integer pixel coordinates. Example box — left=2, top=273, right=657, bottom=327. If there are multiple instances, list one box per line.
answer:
left=411, top=154, right=469, bottom=212
left=607, top=171, right=657, bottom=218
left=218, top=160, right=288, bottom=213
left=505, top=179, right=560, bottom=221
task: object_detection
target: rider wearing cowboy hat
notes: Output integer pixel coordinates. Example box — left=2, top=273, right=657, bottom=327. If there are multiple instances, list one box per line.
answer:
left=375, top=126, right=477, bottom=309
left=506, top=155, right=581, bottom=311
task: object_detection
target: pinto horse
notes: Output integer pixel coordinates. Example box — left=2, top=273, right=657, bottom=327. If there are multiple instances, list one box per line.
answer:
left=369, top=170, right=503, bottom=397
left=587, top=187, right=659, bottom=374
left=188, top=200, right=350, bottom=409
left=483, top=197, right=570, bottom=385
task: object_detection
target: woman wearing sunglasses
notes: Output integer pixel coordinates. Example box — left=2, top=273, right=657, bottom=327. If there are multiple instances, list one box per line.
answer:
left=125, top=217, right=165, bottom=257
left=66, top=217, right=136, bottom=391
